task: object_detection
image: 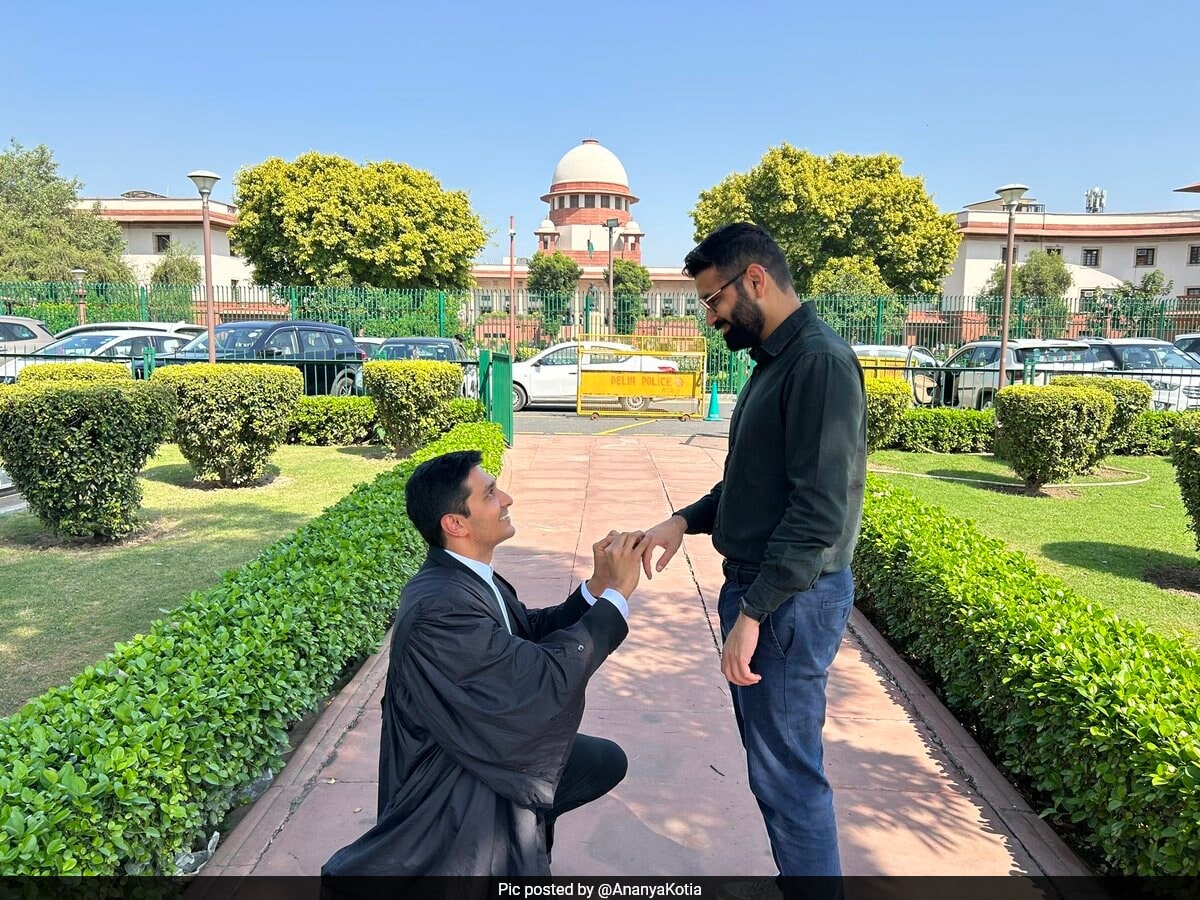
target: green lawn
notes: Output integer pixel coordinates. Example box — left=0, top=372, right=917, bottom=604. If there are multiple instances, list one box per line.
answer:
left=0, top=444, right=399, bottom=717
left=870, top=451, right=1200, bottom=645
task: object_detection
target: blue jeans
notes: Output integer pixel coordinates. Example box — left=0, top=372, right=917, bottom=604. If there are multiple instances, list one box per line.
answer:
left=718, top=566, right=854, bottom=878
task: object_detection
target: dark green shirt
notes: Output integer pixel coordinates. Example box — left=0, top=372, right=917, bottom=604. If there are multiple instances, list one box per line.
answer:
left=676, top=303, right=867, bottom=618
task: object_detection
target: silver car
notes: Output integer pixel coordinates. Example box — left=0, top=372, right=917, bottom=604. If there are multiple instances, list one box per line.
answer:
left=0, top=330, right=192, bottom=384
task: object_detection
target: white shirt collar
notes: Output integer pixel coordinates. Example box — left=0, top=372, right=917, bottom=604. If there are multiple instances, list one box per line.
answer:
left=444, top=549, right=495, bottom=584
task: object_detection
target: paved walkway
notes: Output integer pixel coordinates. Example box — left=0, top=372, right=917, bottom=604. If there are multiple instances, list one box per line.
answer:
left=202, top=432, right=1089, bottom=878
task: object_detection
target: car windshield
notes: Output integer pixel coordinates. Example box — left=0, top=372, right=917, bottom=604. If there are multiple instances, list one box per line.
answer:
left=1116, top=344, right=1200, bottom=369
left=37, top=334, right=118, bottom=356
left=182, top=326, right=269, bottom=353
left=1013, top=346, right=1097, bottom=364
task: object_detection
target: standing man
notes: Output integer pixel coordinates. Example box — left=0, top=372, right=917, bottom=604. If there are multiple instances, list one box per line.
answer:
left=323, top=450, right=646, bottom=877
left=640, top=224, right=867, bottom=888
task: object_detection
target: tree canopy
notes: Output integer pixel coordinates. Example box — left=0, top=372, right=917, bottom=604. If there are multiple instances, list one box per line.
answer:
left=0, top=140, right=133, bottom=282
left=147, top=242, right=201, bottom=285
left=603, top=258, right=652, bottom=334
left=982, top=249, right=1073, bottom=299
left=230, top=152, right=489, bottom=289
left=691, top=146, right=959, bottom=294
left=526, top=251, right=581, bottom=339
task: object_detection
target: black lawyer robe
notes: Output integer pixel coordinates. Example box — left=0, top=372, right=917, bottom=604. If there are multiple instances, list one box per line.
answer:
left=321, top=547, right=628, bottom=876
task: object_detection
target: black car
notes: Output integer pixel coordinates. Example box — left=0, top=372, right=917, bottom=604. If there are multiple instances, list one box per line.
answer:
left=374, top=337, right=478, bottom=398
left=167, top=320, right=365, bottom=395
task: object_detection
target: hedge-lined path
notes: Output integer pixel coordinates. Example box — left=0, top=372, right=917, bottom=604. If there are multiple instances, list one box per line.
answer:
left=199, top=433, right=1089, bottom=879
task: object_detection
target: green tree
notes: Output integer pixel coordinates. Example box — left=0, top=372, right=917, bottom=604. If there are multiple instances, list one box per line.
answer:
left=807, top=255, right=908, bottom=343
left=980, top=250, right=1073, bottom=339
left=691, top=146, right=959, bottom=294
left=230, top=152, right=489, bottom=288
left=147, top=241, right=200, bottom=285
left=602, top=258, right=652, bottom=335
left=1084, top=270, right=1175, bottom=337
left=0, top=140, right=133, bottom=282
left=526, top=251, right=581, bottom=340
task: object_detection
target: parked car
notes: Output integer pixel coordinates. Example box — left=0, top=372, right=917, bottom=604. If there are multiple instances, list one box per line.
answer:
left=56, top=320, right=205, bottom=340
left=0, top=329, right=191, bottom=383
left=373, top=337, right=478, bottom=398
left=1078, top=337, right=1200, bottom=411
left=354, top=337, right=388, bottom=359
left=935, top=339, right=1110, bottom=409
left=852, top=344, right=940, bottom=406
left=164, top=320, right=364, bottom=396
left=0, top=315, right=56, bottom=354
left=1173, top=332, right=1200, bottom=364
left=510, top=340, right=679, bottom=412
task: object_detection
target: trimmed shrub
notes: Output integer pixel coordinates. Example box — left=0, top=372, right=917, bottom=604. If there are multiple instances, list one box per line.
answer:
left=153, top=363, right=303, bottom=486
left=0, top=422, right=507, bottom=874
left=364, top=360, right=462, bottom=455
left=289, top=396, right=378, bottom=446
left=864, top=377, right=911, bottom=453
left=1170, top=412, right=1200, bottom=550
left=440, top=397, right=486, bottom=433
left=893, top=407, right=994, bottom=453
left=0, top=382, right=175, bottom=539
left=1123, top=409, right=1181, bottom=456
left=856, top=475, right=1200, bottom=875
left=17, top=362, right=132, bottom=384
left=1052, top=376, right=1152, bottom=459
left=994, top=385, right=1114, bottom=491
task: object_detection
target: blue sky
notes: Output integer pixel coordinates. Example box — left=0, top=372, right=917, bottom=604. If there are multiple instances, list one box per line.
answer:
left=4, top=0, right=1195, bottom=269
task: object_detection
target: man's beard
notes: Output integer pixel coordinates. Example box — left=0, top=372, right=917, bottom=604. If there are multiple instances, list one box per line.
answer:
left=718, top=283, right=765, bottom=351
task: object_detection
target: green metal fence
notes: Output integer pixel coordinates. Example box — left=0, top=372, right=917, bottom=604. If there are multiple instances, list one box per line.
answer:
left=8, top=281, right=1197, bottom=390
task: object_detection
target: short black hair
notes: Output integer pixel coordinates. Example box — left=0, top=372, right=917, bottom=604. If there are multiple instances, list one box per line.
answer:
left=683, top=222, right=795, bottom=293
left=405, top=450, right=482, bottom=548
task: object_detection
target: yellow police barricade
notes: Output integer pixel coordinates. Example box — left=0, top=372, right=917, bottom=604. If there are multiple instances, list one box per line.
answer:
left=573, top=334, right=707, bottom=419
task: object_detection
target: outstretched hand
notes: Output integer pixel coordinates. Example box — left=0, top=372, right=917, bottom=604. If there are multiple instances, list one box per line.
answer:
left=639, top=515, right=687, bottom=579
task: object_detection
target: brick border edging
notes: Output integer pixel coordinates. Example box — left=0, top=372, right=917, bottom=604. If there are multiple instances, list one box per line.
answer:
left=846, top=609, right=1092, bottom=877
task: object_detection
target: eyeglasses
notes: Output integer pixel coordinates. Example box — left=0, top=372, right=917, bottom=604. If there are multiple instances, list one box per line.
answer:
left=698, top=268, right=748, bottom=311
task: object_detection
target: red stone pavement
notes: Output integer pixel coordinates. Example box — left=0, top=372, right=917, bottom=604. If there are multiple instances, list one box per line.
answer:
left=199, top=432, right=1090, bottom=879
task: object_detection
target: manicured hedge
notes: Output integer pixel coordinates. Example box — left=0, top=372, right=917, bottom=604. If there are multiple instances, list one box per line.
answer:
left=856, top=475, right=1200, bottom=874
left=364, top=360, right=462, bottom=455
left=17, top=362, right=132, bottom=384
left=1052, top=376, right=1152, bottom=460
left=1122, top=410, right=1181, bottom=456
left=1170, top=412, right=1200, bottom=551
left=0, top=382, right=175, bottom=539
left=0, top=421, right=506, bottom=874
left=994, top=385, right=1113, bottom=490
left=289, top=396, right=378, bottom=446
left=864, top=377, right=911, bottom=453
left=893, top=407, right=994, bottom=453
left=153, top=363, right=303, bottom=486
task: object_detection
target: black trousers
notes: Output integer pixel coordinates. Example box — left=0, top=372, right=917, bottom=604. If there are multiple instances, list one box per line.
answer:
left=545, top=733, right=627, bottom=858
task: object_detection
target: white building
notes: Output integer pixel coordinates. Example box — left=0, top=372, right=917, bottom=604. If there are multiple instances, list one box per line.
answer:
left=943, top=191, right=1200, bottom=305
left=78, top=190, right=255, bottom=286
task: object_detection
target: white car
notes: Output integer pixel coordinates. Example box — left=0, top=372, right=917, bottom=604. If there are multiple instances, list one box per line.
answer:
left=936, top=339, right=1112, bottom=410
left=510, top=340, right=679, bottom=412
left=0, top=330, right=192, bottom=384
left=1080, top=337, right=1200, bottom=411
left=55, top=320, right=205, bottom=340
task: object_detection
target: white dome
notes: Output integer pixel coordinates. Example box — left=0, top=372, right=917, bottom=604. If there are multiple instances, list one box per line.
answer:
left=622, top=220, right=643, bottom=236
left=535, top=218, right=557, bottom=233
left=550, top=139, right=628, bottom=188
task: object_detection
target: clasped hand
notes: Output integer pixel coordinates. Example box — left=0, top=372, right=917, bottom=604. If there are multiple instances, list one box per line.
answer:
left=588, top=530, right=649, bottom=599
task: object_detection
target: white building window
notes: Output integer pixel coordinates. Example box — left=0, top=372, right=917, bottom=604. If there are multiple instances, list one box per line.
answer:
left=585, top=194, right=596, bottom=208
left=1045, top=247, right=1063, bottom=256
left=1135, top=247, right=1157, bottom=267
left=1188, top=245, right=1200, bottom=265
left=1000, top=245, right=1018, bottom=262
left=569, top=195, right=579, bottom=208
left=601, top=195, right=611, bottom=208
left=154, top=234, right=171, bottom=253
left=1187, top=288, right=1200, bottom=297
left=1081, top=248, right=1101, bottom=267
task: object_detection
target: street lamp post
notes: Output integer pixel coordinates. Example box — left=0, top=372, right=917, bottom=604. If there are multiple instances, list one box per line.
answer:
left=995, top=183, right=1028, bottom=392
left=187, top=170, right=221, bottom=364
left=603, top=217, right=619, bottom=332
left=70, top=268, right=87, bottom=326
left=508, top=216, right=517, bottom=356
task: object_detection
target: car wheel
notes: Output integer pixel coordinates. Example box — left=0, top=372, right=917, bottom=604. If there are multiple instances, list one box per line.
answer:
left=331, top=371, right=356, bottom=396
left=620, top=395, right=651, bottom=412
left=977, top=392, right=995, bottom=410
left=512, top=384, right=528, bottom=411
